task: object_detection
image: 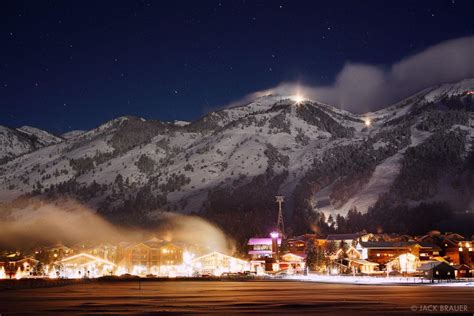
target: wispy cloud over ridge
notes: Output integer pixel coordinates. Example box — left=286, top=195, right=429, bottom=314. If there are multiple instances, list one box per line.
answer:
left=223, top=36, right=474, bottom=113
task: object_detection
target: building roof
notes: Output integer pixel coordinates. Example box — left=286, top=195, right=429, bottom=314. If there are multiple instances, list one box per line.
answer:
left=417, top=242, right=441, bottom=249
left=59, top=253, right=116, bottom=267
left=9, top=256, right=39, bottom=264
left=191, top=251, right=247, bottom=264
left=326, top=233, right=366, bottom=241
left=358, top=241, right=414, bottom=248
left=281, top=253, right=306, bottom=261
left=418, top=261, right=455, bottom=271
left=453, top=264, right=471, bottom=270
left=418, top=261, right=442, bottom=270
left=248, top=250, right=272, bottom=255
left=349, top=259, right=379, bottom=266
left=440, top=237, right=460, bottom=247
left=357, top=241, right=437, bottom=249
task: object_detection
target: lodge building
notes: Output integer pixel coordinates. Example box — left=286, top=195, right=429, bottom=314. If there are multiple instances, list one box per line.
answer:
left=117, top=239, right=184, bottom=275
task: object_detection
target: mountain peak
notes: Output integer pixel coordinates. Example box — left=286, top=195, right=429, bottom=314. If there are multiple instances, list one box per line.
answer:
left=17, top=126, right=63, bottom=146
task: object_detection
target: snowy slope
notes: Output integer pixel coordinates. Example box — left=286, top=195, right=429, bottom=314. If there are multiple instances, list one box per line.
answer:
left=62, top=130, right=85, bottom=140
left=17, top=126, right=63, bottom=146
left=0, top=125, right=64, bottom=164
left=0, top=125, right=36, bottom=163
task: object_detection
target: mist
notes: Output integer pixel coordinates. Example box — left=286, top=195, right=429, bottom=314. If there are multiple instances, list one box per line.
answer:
left=0, top=198, right=233, bottom=253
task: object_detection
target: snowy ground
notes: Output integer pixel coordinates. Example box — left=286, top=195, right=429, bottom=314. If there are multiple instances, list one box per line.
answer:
left=0, top=280, right=472, bottom=314
left=285, top=274, right=474, bottom=286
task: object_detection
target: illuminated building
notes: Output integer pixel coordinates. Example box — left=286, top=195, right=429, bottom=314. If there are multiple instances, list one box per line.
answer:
left=458, top=240, right=474, bottom=267
left=326, top=232, right=373, bottom=248
left=72, top=242, right=118, bottom=263
left=386, top=253, right=420, bottom=274
left=34, top=244, right=74, bottom=265
left=356, top=241, right=439, bottom=265
left=418, top=261, right=456, bottom=280
left=0, top=257, right=39, bottom=279
left=191, top=252, right=249, bottom=276
left=286, top=238, right=306, bottom=257
left=56, top=253, right=116, bottom=278
left=346, top=259, right=379, bottom=274
left=416, top=231, right=464, bottom=263
left=453, top=264, right=473, bottom=278
left=279, top=253, right=305, bottom=273
left=117, top=240, right=183, bottom=276
left=247, top=237, right=281, bottom=259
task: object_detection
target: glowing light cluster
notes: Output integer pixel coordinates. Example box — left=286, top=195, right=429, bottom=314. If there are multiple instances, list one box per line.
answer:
left=292, top=94, right=305, bottom=104
left=364, top=117, right=371, bottom=127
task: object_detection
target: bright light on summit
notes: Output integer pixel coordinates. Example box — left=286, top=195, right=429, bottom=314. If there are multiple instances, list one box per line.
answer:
left=292, top=94, right=305, bottom=104
left=364, top=117, right=372, bottom=127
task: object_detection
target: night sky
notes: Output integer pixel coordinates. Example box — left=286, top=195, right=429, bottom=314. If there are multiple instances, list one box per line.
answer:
left=1, top=0, right=474, bottom=134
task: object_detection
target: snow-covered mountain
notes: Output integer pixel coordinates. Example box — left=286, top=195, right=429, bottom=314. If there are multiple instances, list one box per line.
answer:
left=0, top=79, right=473, bottom=236
left=17, top=126, right=63, bottom=146
left=0, top=125, right=63, bottom=164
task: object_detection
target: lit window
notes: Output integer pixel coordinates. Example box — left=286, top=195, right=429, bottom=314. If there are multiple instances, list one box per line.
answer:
left=436, top=271, right=439, bottom=275
left=447, top=272, right=450, bottom=275
left=376, top=253, right=380, bottom=257
left=459, top=247, right=463, bottom=251
left=469, top=248, right=473, bottom=252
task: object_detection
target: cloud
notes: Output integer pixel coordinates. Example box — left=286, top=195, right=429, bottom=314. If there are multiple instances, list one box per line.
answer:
left=223, top=36, right=474, bottom=113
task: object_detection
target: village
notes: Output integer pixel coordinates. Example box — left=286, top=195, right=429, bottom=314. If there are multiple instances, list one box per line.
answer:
left=1, top=225, right=473, bottom=283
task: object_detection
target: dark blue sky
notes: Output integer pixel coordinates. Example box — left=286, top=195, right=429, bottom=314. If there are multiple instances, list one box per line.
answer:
left=1, top=0, right=473, bottom=134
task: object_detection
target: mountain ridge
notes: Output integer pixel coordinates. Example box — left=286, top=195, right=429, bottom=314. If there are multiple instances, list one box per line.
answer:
left=0, top=79, right=473, bottom=238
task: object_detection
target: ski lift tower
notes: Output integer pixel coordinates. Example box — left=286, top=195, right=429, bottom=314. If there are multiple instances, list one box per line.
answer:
left=275, top=195, right=286, bottom=238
